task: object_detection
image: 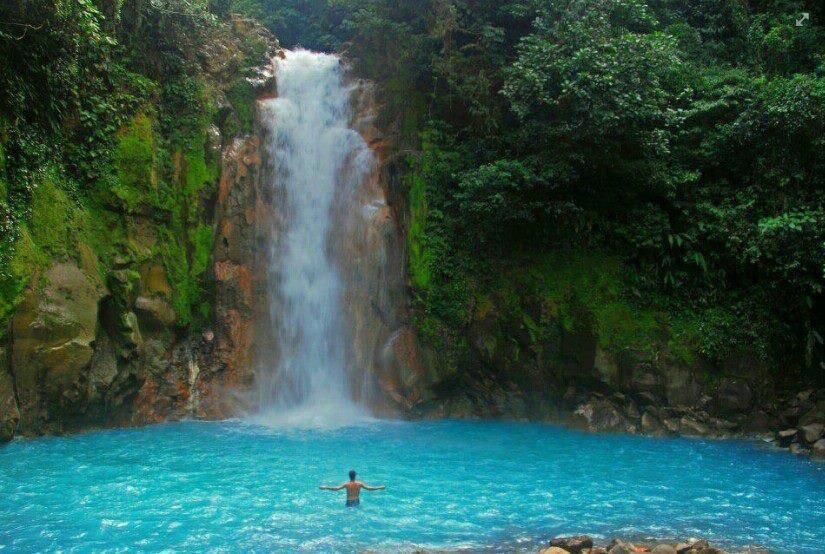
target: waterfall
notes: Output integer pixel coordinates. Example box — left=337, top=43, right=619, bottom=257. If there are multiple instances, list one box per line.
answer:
left=253, top=49, right=376, bottom=427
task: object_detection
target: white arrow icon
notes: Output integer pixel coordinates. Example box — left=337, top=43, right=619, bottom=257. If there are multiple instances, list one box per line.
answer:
left=796, top=13, right=810, bottom=26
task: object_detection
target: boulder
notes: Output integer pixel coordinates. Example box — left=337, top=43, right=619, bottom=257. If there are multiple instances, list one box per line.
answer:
left=651, top=546, right=677, bottom=554
left=11, top=262, right=105, bottom=433
left=798, top=400, right=825, bottom=426
left=540, top=548, right=570, bottom=554
left=776, top=428, right=798, bottom=447
left=0, top=345, right=20, bottom=442
left=676, top=540, right=708, bottom=553
left=789, top=443, right=809, bottom=456
left=679, top=417, right=710, bottom=437
left=714, top=378, right=752, bottom=415
left=635, top=391, right=659, bottom=407
left=574, top=397, right=633, bottom=433
left=742, top=409, right=776, bottom=433
left=550, top=536, right=593, bottom=553
left=134, top=295, right=178, bottom=330
left=662, top=366, right=702, bottom=407
left=795, top=389, right=815, bottom=406
left=663, top=417, right=681, bottom=434
left=608, top=540, right=637, bottom=554
left=811, top=439, right=825, bottom=460
left=641, top=411, right=668, bottom=436
left=799, top=423, right=824, bottom=445
left=630, top=371, right=659, bottom=393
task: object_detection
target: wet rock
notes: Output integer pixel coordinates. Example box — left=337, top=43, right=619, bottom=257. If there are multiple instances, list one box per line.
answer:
left=811, top=439, right=825, bottom=460
left=134, top=295, right=178, bottom=330
left=540, top=547, right=570, bottom=554
left=635, top=391, right=659, bottom=407
left=549, top=535, right=593, bottom=553
left=651, top=546, right=677, bottom=554
left=631, top=371, right=659, bottom=393
left=206, top=124, right=222, bottom=158
left=742, top=409, right=775, bottom=433
left=799, top=423, right=824, bottom=445
left=607, top=539, right=637, bottom=554
left=779, top=405, right=802, bottom=427
left=795, top=389, right=815, bottom=406
left=641, top=410, right=668, bottom=436
left=662, top=366, right=702, bottom=407
left=0, top=344, right=20, bottom=442
left=675, top=540, right=710, bottom=553
left=379, top=327, right=426, bottom=410
left=776, top=428, right=798, bottom=447
left=87, top=332, right=119, bottom=402
left=789, top=442, right=809, bottom=455
left=679, top=417, right=710, bottom=437
left=713, top=378, right=752, bottom=415
left=799, top=400, right=825, bottom=426
left=11, top=262, right=105, bottom=433
left=575, top=397, right=633, bottom=433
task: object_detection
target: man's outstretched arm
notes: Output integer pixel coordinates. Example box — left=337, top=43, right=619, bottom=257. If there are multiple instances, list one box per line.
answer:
left=319, top=483, right=346, bottom=491
left=361, top=483, right=385, bottom=491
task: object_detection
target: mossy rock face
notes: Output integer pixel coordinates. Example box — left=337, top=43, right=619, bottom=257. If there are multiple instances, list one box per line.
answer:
left=10, top=261, right=105, bottom=433
left=113, top=113, right=157, bottom=212
left=0, top=344, right=19, bottom=442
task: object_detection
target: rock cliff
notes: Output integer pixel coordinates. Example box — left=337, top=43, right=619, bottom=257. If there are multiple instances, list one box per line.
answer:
left=0, top=14, right=280, bottom=442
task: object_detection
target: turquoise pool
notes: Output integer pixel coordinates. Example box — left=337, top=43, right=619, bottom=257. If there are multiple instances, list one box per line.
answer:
left=1, top=419, right=823, bottom=552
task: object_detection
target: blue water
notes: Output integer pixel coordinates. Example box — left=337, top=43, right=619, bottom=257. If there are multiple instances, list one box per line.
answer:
left=0, top=420, right=823, bottom=553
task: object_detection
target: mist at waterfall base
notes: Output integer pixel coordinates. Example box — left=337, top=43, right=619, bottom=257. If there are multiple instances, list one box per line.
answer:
left=1, top=419, right=824, bottom=552
left=251, top=49, right=375, bottom=428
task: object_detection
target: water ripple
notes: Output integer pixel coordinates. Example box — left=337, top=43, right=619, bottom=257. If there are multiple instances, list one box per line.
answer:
left=0, top=420, right=823, bottom=552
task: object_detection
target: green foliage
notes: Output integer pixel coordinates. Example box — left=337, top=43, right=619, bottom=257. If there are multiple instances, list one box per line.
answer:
left=224, top=78, right=256, bottom=136
left=0, top=0, right=240, bottom=334
left=112, top=113, right=156, bottom=212
left=407, top=172, right=431, bottom=290
left=233, top=0, right=823, bottom=381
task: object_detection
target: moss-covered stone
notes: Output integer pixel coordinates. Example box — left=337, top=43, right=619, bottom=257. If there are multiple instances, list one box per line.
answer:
left=0, top=343, right=19, bottom=442
left=112, top=113, right=157, bottom=212
left=11, top=261, right=105, bottom=433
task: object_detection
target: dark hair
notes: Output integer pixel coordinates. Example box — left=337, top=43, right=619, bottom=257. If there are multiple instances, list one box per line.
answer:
left=349, top=470, right=356, bottom=481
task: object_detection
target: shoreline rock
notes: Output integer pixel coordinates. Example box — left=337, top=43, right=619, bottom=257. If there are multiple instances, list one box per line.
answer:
left=540, top=536, right=730, bottom=554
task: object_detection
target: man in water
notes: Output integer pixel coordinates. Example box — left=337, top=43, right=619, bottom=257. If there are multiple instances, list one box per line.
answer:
left=320, top=470, right=385, bottom=507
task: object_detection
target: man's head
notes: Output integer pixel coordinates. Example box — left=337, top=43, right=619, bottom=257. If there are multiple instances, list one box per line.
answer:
left=349, top=470, right=356, bottom=481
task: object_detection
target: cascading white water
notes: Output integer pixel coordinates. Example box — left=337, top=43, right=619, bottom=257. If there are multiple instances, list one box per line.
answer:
left=254, top=49, right=374, bottom=426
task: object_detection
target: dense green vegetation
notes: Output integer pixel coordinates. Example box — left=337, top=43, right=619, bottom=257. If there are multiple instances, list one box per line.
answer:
left=2, top=0, right=822, bottom=393
left=237, top=0, right=824, bottom=386
left=0, top=0, right=268, bottom=333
